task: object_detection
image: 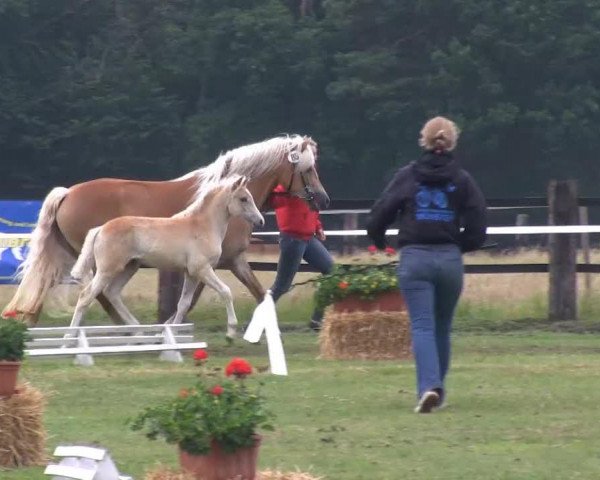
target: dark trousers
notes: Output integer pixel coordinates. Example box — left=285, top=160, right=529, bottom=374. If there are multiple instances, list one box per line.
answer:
left=270, top=233, right=334, bottom=322
left=397, top=244, right=463, bottom=400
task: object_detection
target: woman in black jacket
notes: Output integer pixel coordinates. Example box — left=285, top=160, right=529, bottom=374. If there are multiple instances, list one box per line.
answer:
left=367, top=116, right=487, bottom=413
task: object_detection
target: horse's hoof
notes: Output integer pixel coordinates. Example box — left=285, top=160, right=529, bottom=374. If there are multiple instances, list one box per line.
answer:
left=225, top=336, right=234, bottom=346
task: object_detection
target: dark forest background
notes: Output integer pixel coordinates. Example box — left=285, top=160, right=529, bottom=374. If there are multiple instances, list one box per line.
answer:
left=2, top=0, right=599, bottom=200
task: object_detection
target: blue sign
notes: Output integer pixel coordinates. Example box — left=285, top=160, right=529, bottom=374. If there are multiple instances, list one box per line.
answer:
left=0, top=201, right=41, bottom=284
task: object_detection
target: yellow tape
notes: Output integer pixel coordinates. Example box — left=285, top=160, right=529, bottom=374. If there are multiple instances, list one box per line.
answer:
left=0, top=216, right=36, bottom=228
left=0, top=237, right=30, bottom=248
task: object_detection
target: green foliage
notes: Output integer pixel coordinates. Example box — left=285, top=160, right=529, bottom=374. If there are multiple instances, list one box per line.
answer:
left=129, top=355, right=274, bottom=455
left=2, top=0, right=600, bottom=198
left=0, top=319, right=30, bottom=361
left=314, top=255, right=398, bottom=311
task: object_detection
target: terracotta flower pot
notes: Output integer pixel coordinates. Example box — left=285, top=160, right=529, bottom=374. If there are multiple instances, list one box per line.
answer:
left=0, top=361, right=21, bottom=399
left=179, top=435, right=262, bottom=480
left=333, top=290, right=406, bottom=313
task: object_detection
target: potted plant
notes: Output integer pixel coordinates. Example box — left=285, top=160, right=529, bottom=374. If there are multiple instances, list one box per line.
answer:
left=0, top=319, right=30, bottom=398
left=130, top=350, right=274, bottom=480
left=314, top=246, right=405, bottom=313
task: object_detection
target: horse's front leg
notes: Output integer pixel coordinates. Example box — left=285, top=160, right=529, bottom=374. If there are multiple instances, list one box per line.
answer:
left=199, top=266, right=238, bottom=340
left=229, top=253, right=265, bottom=303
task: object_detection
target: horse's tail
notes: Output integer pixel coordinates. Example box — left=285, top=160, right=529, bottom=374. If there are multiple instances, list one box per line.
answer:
left=2, top=187, right=72, bottom=320
left=71, top=227, right=101, bottom=281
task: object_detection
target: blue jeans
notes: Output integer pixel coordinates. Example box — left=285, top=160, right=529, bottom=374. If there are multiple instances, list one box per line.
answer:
left=270, top=234, right=334, bottom=322
left=397, top=244, right=463, bottom=400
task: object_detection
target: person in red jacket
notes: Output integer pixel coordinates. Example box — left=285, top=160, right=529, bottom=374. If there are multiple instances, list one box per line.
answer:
left=269, top=184, right=334, bottom=331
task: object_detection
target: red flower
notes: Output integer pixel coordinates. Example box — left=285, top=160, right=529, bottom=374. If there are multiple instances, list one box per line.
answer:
left=2, top=310, right=18, bottom=319
left=338, top=281, right=349, bottom=289
left=225, top=358, right=253, bottom=378
left=193, top=349, right=208, bottom=362
left=179, top=388, right=190, bottom=398
left=367, top=245, right=377, bottom=254
left=211, top=385, right=224, bottom=396
left=384, top=246, right=396, bottom=255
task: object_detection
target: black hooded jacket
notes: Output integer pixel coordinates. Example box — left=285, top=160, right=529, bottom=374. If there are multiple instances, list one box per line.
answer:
left=366, top=151, right=487, bottom=252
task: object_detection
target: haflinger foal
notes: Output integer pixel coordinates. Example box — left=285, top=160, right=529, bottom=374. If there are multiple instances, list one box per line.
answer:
left=69, top=175, right=264, bottom=339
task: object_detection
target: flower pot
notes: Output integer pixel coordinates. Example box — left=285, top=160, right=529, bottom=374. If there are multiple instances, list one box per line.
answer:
left=333, top=290, right=406, bottom=313
left=179, top=435, right=262, bottom=480
left=0, top=361, right=21, bottom=399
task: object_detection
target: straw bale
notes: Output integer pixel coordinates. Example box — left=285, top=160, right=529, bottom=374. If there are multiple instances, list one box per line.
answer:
left=319, top=308, right=411, bottom=360
left=0, top=382, right=47, bottom=468
left=145, top=466, right=196, bottom=480
left=145, top=465, right=322, bottom=480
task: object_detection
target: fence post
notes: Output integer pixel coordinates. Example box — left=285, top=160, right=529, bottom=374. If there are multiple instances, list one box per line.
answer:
left=548, top=180, right=578, bottom=321
left=515, top=213, right=529, bottom=248
left=158, top=270, right=184, bottom=323
left=579, top=206, right=591, bottom=294
left=342, top=212, right=358, bottom=255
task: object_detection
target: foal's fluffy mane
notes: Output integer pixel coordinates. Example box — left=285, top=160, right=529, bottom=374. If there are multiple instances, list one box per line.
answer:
left=174, top=175, right=243, bottom=217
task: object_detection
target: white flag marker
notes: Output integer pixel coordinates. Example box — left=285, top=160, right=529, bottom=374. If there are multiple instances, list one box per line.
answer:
left=243, top=291, right=287, bottom=376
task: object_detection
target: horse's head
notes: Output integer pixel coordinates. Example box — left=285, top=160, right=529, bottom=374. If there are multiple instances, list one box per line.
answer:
left=280, top=135, right=330, bottom=211
left=227, top=175, right=265, bottom=227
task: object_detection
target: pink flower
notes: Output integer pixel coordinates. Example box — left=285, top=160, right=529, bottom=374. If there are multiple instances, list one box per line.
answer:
left=384, top=247, right=396, bottom=256
left=367, top=245, right=377, bottom=254
left=2, top=310, right=18, bottom=319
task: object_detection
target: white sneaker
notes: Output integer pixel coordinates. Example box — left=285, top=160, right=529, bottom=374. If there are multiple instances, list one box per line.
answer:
left=414, top=390, right=440, bottom=414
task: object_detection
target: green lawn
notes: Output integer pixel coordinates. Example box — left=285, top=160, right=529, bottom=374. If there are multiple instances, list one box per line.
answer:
left=3, top=331, right=600, bottom=480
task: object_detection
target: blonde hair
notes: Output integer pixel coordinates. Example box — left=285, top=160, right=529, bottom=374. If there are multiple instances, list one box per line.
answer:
left=418, top=116, right=460, bottom=152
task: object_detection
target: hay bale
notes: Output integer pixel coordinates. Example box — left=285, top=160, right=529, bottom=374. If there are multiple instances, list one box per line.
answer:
left=319, top=308, right=411, bottom=360
left=0, top=382, right=47, bottom=468
left=145, top=466, right=196, bottom=480
left=145, top=465, right=322, bottom=480
left=258, top=470, right=323, bottom=480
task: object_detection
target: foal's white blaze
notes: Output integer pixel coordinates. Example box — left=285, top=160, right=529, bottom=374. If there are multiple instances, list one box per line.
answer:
left=69, top=175, right=262, bottom=338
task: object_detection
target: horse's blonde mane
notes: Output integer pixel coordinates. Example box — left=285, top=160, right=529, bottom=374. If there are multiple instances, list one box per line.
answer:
left=194, top=134, right=312, bottom=185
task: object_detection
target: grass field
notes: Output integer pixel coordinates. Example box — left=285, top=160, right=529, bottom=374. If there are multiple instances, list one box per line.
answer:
left=2, top=250, right=600, bottom=479
left=2, top=332, right=600, bottom=480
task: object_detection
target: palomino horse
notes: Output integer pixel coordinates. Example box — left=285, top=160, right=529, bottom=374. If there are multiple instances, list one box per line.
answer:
left=70, top=176, right=264, bottom=338
left=2, top=134, right=329, bottom=325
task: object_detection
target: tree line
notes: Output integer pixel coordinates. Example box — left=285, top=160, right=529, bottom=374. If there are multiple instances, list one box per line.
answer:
left=1, top=0, right=599, bottom=200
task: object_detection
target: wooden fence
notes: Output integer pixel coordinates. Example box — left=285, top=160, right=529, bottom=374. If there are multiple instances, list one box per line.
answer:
left=0, top=180, right=595, bottom=322
left=158, top=180, right=595, bottom=322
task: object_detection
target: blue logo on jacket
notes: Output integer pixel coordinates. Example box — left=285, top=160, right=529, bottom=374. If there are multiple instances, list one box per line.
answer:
left=415, top=184, right=455, bottom=222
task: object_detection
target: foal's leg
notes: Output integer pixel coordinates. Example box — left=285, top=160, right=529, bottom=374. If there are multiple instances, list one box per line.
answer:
left=165, top=282, right=206, bottom=324
left=102, top=262, right=141, bottom=326
left=199, top=266, right=238, bottom=339
left=96, top=293, right=127, bottom=325
left=171, top=273, right=201, bottom=325
left=70, top=273, right=113, bottom=328
left=230, top=253, right=266, bottom=303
